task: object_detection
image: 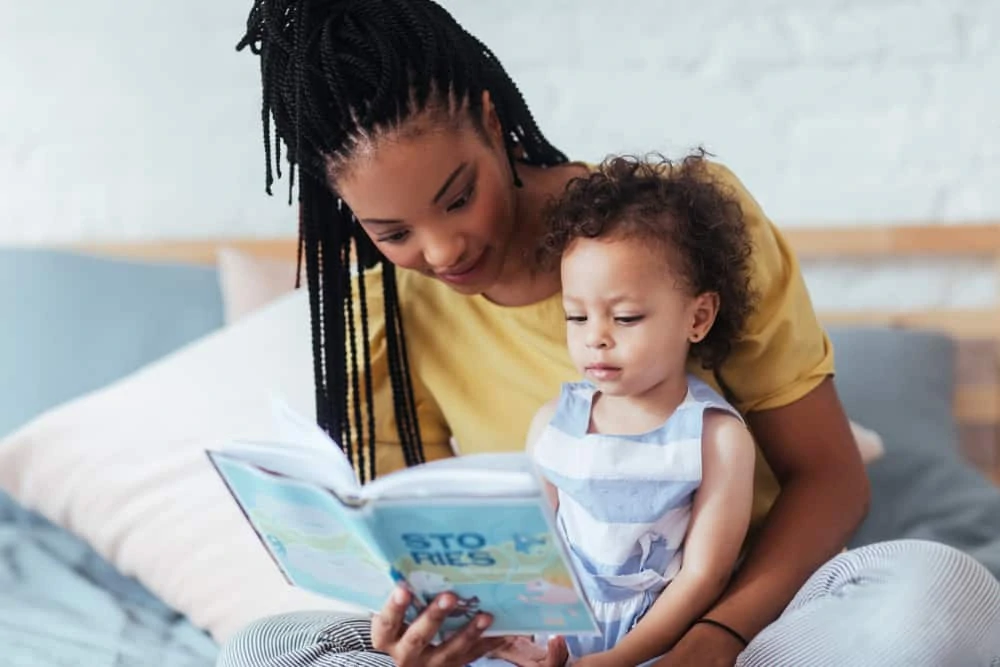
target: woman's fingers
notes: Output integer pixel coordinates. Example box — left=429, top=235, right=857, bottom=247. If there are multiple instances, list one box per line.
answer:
left=371, top=587, right=512, bottom=667
left=425, top=613, right=502, bottom=667
left=393, top=593, right=462, bottom=666
left=370, top=586, right=412, bottom=652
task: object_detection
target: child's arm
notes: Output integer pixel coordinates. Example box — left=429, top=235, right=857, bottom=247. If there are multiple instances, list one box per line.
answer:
left=526, top=399, right=560, bottom=510
left=592, top=409, right=756, bottom=667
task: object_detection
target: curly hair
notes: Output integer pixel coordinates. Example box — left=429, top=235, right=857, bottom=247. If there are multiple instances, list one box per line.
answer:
left=542, top=152, right=756, bottom=370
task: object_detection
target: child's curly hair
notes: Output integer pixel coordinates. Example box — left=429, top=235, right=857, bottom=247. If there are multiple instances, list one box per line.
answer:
left=541, top=151, right=757, bottom=370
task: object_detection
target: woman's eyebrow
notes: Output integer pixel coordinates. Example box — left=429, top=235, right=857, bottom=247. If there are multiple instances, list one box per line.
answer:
left=360, top=162, right=471, bottom=225
left=431, top=162, right=468, bottom=203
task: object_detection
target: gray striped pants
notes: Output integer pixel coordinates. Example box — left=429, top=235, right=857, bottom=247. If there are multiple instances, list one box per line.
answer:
left=217, top=540, right=1000, bottom=666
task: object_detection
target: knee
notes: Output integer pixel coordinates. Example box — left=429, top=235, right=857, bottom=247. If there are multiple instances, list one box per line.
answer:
left=888, top=539, right=998, bottom=599
left=853, top=541, right=1000, bottom=664
left=737, top=541, right=1000, bottom=666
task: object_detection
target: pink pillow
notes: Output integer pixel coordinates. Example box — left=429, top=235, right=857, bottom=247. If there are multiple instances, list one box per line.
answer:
left=216, top=247, right=299, bottom=324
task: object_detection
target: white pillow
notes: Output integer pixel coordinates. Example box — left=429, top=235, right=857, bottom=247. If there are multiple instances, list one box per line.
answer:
left=851, top=419, right=885, bottom=463
left=0, top=288, right=358, bottom=643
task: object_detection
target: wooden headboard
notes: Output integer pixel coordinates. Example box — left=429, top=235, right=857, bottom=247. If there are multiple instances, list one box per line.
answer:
left=787, top=223, right=1000, bottom=485
left=77, top=223, right=1000, bottom=483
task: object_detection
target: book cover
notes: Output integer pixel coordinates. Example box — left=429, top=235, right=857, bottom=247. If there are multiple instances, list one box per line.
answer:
left=209, top=453, right=598, bottom=636
left=372, top=497, right=596, bottom=635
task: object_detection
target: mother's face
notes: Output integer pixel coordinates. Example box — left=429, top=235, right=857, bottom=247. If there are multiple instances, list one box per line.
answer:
left=332, top=108, right=518, bottom=296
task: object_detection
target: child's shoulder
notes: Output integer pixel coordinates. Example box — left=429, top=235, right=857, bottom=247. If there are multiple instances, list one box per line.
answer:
left=538, top=382, right=593, bottom=423
left=684, top=375, right=743, bottom=423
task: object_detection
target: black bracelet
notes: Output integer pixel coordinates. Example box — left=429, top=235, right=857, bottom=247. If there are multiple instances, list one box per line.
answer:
left=693, top=618, right=749, bottom=647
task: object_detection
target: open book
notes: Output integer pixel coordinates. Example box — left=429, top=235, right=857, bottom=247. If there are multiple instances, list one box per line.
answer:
left=206, top=400, right=598, bottom=637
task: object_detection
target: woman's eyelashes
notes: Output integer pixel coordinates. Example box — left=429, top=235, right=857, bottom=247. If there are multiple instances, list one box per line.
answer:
left=377, top=229, right=409, bottom=244
left=446, top=182, right=475, bottom=212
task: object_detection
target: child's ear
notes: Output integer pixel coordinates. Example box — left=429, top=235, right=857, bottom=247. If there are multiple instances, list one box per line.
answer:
left=688, top=292, right=720, bottom=343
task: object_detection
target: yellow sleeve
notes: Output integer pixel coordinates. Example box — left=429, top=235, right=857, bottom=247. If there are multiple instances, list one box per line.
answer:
left=348, top=266, right=454, bottom=478
left=708, top=163, right=835, bottom=414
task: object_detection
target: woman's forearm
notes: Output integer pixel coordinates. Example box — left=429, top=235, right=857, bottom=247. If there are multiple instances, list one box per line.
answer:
left=700, top=473, right=869, bottom=638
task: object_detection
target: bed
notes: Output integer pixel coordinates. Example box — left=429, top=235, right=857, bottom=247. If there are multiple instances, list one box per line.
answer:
left=1, top=223, right=999, bottom=665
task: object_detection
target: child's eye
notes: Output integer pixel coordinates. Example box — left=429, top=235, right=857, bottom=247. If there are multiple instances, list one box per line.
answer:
left=615, top=315, right=644, bottom=324
left=378, top=230, right=410, bottom=244
left=446, top=185, right=475, bottom=212
left=565, top=315, right=587, bottom=324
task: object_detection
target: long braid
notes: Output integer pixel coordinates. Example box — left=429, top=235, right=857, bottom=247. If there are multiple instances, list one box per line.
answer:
left=237, top=0, right=567, bottom=482
left=342, top=211, right=363, bottom=473
left=355, top=246, right=377, bottom=480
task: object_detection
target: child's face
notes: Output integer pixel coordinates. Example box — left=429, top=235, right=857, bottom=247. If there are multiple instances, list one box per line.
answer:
left=561, top=235, right=714, bottom=398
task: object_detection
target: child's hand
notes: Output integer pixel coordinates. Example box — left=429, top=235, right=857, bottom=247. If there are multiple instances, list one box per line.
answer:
left=487, top=635, right=568, bottom=667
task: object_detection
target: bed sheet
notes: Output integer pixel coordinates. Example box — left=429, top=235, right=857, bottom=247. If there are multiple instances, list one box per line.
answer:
left=0, top=490, right=218, bottom=667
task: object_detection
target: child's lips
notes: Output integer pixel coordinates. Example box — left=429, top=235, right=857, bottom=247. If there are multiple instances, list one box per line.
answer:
left=585, top=364, right=622, bottom=380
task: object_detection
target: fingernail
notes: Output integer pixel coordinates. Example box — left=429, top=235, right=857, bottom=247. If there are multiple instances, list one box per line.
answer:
left=392, top=588, right=407, bottom=605
left=476, top=615, right=491, bottom=630
left=437, top=596, right=453, bottom=609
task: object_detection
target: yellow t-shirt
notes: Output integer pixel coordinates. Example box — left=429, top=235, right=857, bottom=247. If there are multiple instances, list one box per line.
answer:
left=353, top=161, right=834, bottom=534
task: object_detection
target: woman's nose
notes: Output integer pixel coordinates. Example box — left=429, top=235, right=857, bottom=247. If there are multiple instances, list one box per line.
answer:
left=423, top=232, right=467, bottom=272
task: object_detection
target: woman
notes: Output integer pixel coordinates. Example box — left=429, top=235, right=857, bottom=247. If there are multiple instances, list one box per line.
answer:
left=219, top=1, right=1000, bottom=666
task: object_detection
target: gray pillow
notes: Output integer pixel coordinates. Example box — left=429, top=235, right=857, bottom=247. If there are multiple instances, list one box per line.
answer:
left=0, top=249, right=224, bottom=438
left=828, top=326, right=1000, bottom=575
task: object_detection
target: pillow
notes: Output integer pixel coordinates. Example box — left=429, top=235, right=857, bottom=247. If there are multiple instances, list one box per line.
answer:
left=216, top=247, right=299, bottom=324
left=850, top=419, right=884, bottom=464
left=828, top=326, right=1000, bottom=575
left=0, top=249, right=224, bottom=438
left=0, top=288, right=357, bottom=644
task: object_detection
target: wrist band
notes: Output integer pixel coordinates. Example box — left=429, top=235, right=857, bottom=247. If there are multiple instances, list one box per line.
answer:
left=693, top=618, right=749, bottom=647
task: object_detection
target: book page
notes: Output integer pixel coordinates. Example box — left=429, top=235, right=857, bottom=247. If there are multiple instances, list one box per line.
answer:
left=368, top=496, right=598, bottom=637
left=361, top=453, right=540, bottom=501
left=269, top=396, right=359, bottom=494
left=209, top=453, right=393, bottom=612
left=218, top=440, right=360, bottom=496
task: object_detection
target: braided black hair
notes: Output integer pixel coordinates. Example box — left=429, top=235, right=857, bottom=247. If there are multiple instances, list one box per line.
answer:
left=236, top=0, right=568, bottom=481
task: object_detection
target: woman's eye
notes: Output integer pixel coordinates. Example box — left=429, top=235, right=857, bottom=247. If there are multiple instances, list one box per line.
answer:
left=378, top=230, right=409, bottom=244
left=446, top=186, right=474, bottom=212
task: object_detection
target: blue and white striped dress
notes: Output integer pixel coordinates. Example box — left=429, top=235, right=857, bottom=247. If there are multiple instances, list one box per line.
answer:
left=532, top=376, right=743, bottom=661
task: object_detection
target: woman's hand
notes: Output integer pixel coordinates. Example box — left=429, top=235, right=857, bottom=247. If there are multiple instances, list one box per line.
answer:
left=651, top=623, right=746, bottom=667
left=370, top=586, right=506, bottom=667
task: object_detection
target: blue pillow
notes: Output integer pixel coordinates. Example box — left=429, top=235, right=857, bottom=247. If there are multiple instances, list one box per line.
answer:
left=0, top=249, right=224, bottom=438
left=829, top=326, right=1000, bottom=577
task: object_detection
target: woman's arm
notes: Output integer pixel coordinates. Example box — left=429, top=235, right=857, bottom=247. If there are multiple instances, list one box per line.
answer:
left=651, top=163, right=871, bottom=666
left=696, top=377, right=870, bottom=640
left=591, top=411, right=756, bottom=666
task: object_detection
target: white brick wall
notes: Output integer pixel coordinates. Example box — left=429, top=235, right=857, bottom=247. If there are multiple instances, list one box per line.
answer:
left=1, top=0, right=997, bottom=308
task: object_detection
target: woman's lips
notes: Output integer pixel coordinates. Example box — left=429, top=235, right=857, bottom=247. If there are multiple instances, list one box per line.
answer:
left=437, top=249, right=488, bottom=285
